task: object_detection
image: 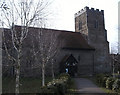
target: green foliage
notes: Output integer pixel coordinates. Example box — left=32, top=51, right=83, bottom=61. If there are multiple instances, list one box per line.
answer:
left=40, top=86, right=52, bottom=93
left=95, top=74, right=120, bottom=93
left=58, top=73, right=70, bottom=79
left=112, top=79, right=120, bottom=92
left=47, top=79, right=67, bottom=94
left=95, top=74, right=104, bottom=84
left=101, top=77, right=108, bottom=87
left=95, top=74, right=109, bottom=87
left=118, top=88, right=120, bottom=93
left=105, top=77, right=115, bottom=90
left=41, top=73, right=70, bottom=94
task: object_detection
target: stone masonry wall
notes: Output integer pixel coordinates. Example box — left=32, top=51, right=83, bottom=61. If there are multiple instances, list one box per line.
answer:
left=75, top=7, right=111, bottom=73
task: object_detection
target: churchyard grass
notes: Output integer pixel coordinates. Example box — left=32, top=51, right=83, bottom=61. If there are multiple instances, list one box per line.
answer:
left=2, top=76, right=52, bottom=93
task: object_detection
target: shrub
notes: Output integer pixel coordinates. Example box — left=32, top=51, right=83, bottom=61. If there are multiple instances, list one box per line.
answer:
left=106, top=77, right=115, bottom=90
left=101, top=77, right=108, bottom=87
left=112, top=79, right=120, bottom=92
left=40, top=86, right=53, bottom=93
left=46, top=73, right=70, bottom=95
left=95, top=74, right=104, bottom=84
left=59, top=73, right=70, bottom=79
left=55, top=82, right=66, bottom=95
left=95, top=76, right=100, bottom=85
left=47, top=79, right=67, bottom=94
left=95, top=74, right=108, bottom=86
left=118, top=88, right=120, bottom=93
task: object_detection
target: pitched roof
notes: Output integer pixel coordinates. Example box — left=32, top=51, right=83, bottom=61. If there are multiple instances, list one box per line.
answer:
left=58, top=31, right=94, bottom=50
left=1, top=26, right=95, bottom=50
left=36, top=28, right=95, bottom=50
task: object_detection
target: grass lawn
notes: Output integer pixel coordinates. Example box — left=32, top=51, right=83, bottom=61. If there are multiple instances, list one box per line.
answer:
left=101, top=87, right=117, bottom=94
left=2, top=76, right=52, bottom=93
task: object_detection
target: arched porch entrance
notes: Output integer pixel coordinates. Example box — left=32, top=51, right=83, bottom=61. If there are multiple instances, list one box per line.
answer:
left=60, top=54, right=78, bottom=76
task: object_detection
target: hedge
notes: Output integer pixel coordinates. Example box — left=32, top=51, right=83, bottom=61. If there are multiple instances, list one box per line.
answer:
left=41, top=73, right=70, bottom=94
left=106, top=77, right=116, bottom=90
left=101, top=77, right=108, bottom=87
left=95, top=74, right=120, bottom=93
left=95, top=74, right=109, bottom=87
left=112, top=79, right=120, bottom=92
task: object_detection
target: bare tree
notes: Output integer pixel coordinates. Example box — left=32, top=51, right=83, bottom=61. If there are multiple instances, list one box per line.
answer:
left=0, top=0, right=51, bottom=94
left=118, top=41, right=120, bottom=54
left=51, top=59, right=55, bottom=79
left=111, top=41, right=118, bottom=54
left=31, top=28, right=60, bottom=86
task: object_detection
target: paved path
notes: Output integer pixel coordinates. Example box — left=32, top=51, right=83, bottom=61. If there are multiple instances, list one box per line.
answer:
left=74, top=78, right=105, bottom=94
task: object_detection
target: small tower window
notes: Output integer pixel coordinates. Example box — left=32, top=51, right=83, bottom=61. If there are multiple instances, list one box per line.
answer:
left=94, top=20, right=98, bottom=28
left=79, top=21, right=82, bottom=30
left=78, top=55, right=80, bottom=61
left=105, top=30, right=107, bottom=40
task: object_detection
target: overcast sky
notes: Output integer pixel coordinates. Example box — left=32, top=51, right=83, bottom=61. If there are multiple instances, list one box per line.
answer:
left=46, top=0, right=119, bottom=52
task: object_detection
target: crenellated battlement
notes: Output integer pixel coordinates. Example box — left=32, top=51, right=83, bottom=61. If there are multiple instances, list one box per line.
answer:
left=75, top=6, right=104, bottom=17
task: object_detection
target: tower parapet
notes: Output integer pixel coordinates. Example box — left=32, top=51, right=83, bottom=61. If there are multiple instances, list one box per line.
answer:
left=75, top=6, right=104, bottom=18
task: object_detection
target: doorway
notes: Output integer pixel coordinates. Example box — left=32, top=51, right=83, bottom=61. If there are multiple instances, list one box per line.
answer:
left=60, top=54, right=78, bottom=76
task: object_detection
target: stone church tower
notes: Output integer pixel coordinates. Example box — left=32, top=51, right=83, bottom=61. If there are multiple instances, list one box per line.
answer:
left=75, top=6, right=110, bottom=73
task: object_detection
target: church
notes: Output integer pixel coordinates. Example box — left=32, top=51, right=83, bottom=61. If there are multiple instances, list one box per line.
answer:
left=2, top=6, right=111, bottom=77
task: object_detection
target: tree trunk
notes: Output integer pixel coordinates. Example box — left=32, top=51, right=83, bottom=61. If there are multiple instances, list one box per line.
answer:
left=15, top=59, right=20, bottom=94
left=52, top=62, right=54, bottom=79
left=42, top=62, right=45, bottom=86
left=15, top=66, right=20, bottom=94
left=15, top=49, right=21, bottom=95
